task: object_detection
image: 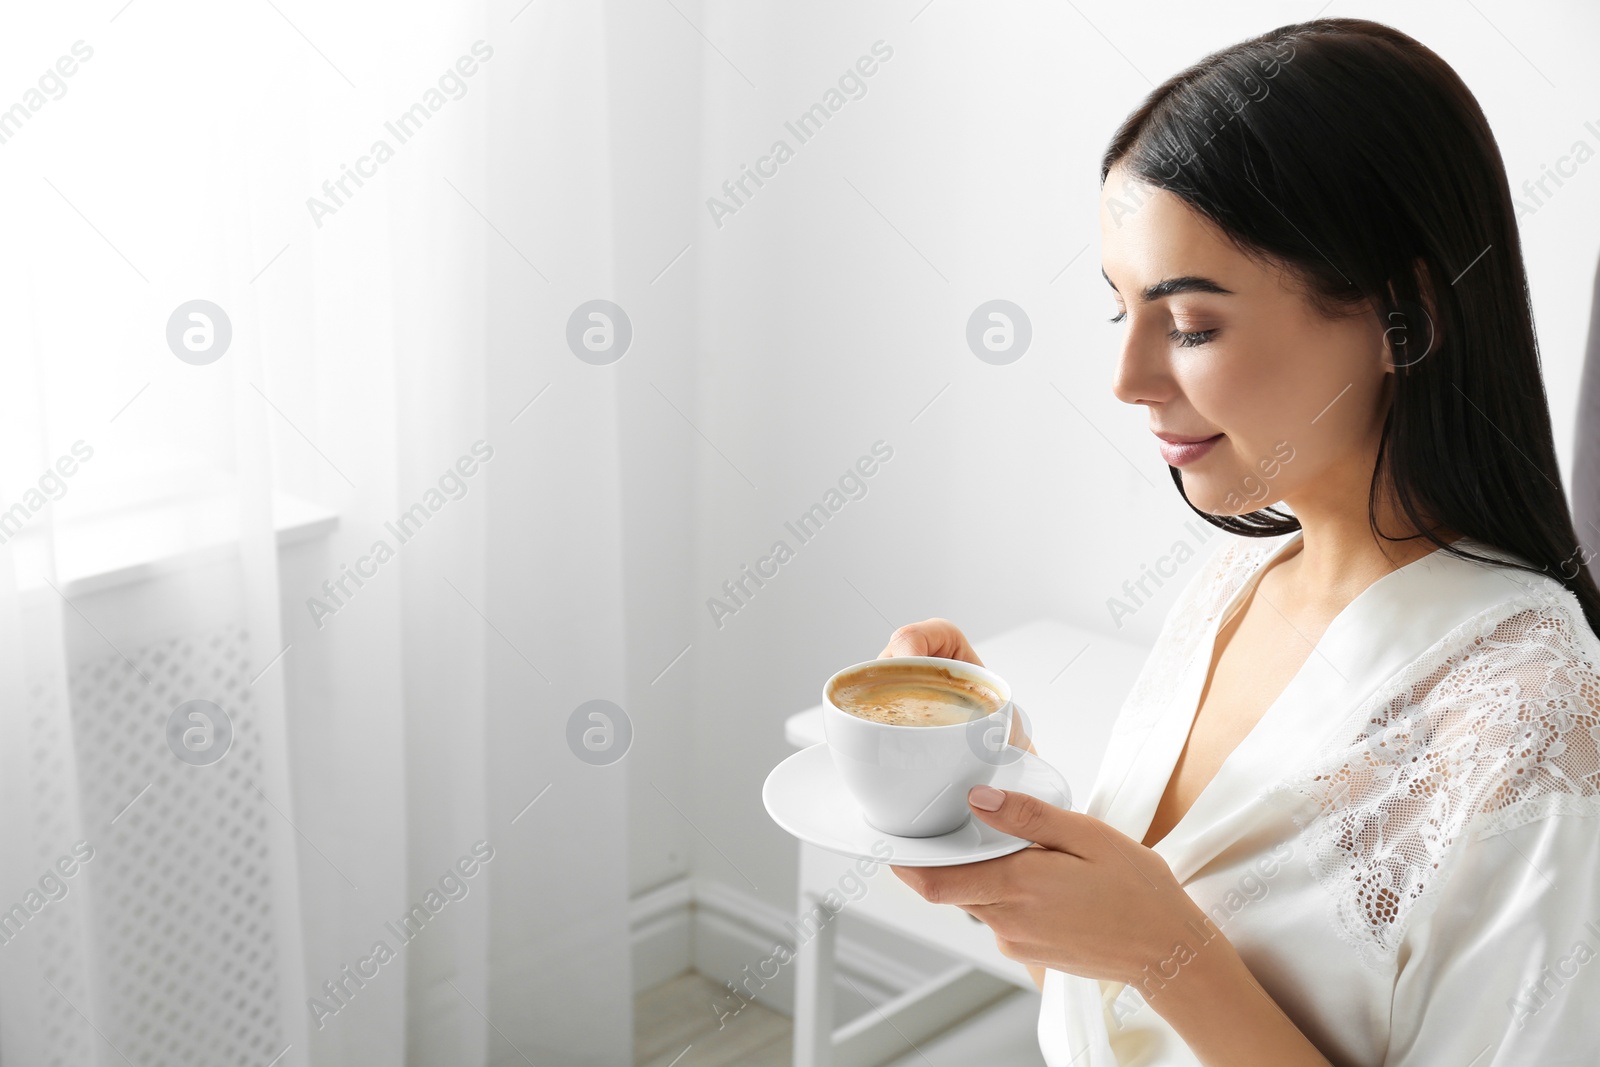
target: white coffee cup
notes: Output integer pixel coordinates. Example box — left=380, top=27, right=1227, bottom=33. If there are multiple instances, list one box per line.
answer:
left=822, top=656, right=1014, bottom=837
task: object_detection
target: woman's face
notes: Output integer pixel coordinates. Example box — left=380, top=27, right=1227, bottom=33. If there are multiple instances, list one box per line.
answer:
left=1098, top=163, right=1392, bottom=517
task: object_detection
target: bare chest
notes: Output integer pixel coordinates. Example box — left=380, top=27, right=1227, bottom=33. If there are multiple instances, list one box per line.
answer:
left=1140, top=587, right=1326, bottom=849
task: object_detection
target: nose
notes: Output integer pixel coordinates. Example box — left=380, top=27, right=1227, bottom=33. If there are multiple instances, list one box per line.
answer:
left=1110, top=317, right=1172, bottom=408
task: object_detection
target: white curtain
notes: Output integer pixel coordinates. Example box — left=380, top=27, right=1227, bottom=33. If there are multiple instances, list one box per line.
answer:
left=0, top=2, right=632, bottom=1064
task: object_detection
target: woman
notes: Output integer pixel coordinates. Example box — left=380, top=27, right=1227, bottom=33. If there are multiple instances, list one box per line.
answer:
left=883, top=17, right=1600, bottom=1066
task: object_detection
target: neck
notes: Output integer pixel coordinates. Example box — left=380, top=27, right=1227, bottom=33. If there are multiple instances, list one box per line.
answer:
left=1275, top=478, right=1460, bottom=606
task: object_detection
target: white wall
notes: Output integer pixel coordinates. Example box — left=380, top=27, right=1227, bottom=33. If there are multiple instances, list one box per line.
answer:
left=610, top=0, right=707, bottom=901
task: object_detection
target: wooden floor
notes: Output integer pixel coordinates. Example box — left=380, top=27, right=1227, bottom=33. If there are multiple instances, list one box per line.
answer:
left=634, top=971, right=1048, bottom=1067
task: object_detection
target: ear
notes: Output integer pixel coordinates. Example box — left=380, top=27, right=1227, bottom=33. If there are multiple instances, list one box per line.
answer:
left=1381, top=258, right=1443, bottom=371
left=1414, top=257, right=1443, bottom=350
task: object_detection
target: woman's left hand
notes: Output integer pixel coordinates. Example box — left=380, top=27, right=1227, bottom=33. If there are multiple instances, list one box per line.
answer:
left=891, top=784, right=1211, bottom=989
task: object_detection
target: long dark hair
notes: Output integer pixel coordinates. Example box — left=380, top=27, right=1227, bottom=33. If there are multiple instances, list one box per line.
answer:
left=1101, top=16, right=1600, bottom=639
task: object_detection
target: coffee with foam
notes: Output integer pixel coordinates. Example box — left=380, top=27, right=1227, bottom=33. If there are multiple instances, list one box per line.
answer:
left=829, top=661, right=1007, bottom=727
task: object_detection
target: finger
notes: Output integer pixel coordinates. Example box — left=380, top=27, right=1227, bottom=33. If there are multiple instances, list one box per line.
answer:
left=890, top=860, right=1006, bottom=907
left=878, top=618, right=983, bottom=664
left=889, top=863, right=923, bottom=895
left=877, top=629, right=925, bottom=658
left=965, top=785, right=1103, bottom=859
left=879, top=621, right=939, bottom=658
left=1007, top=704, right=1038, bottom=754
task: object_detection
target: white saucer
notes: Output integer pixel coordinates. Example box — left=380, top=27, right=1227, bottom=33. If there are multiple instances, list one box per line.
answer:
left=762, top=743, right=1073, bottom=867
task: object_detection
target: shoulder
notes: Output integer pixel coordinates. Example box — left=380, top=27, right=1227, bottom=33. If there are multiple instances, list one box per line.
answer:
left=1284, top=566, right=1600, bottom=966
left=1330, top=558, right=1600, bottom=836
left=1397, top=570, right=1600, bottom=839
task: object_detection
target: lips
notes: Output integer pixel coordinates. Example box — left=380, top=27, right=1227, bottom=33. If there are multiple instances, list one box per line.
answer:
left=1155, top=432, right=1223, bottom=467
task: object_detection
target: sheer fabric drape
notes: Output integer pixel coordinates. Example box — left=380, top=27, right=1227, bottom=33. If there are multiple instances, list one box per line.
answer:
left=0, top=2, right=632, bottom=1063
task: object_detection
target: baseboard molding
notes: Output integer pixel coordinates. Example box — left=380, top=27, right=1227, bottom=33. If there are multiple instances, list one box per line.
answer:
left=629, top=876, right=958, bottom=1020
left=631, top=877, right=696, bottom=995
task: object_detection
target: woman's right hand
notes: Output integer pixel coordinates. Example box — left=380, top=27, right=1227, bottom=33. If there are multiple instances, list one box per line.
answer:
left=878, top=616, right=1040, bottom=970
left=877, top=617, right=1036, bottom=757
left=877, top=617, right=984, bottom=665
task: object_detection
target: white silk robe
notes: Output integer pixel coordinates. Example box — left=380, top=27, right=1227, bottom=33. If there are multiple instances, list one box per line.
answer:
left=1038, top=529, right=1600, bottom=1065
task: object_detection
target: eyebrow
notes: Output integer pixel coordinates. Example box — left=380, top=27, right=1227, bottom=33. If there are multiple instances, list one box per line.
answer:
left=1101, top=267, right=1235, bottom=303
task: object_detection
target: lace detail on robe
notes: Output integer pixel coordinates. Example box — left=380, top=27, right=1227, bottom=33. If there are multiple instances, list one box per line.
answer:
left=1112, top=532, right=1288, bottom=735
left=1277, top=579, right=1600, bottom=971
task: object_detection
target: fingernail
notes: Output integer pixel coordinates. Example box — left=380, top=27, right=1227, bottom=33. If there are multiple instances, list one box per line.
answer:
left=969, top=785, right=1004, bottom=811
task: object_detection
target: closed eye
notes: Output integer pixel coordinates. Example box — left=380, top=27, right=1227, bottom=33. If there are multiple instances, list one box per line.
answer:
left=1106, top=310, right=1216, bottom=348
